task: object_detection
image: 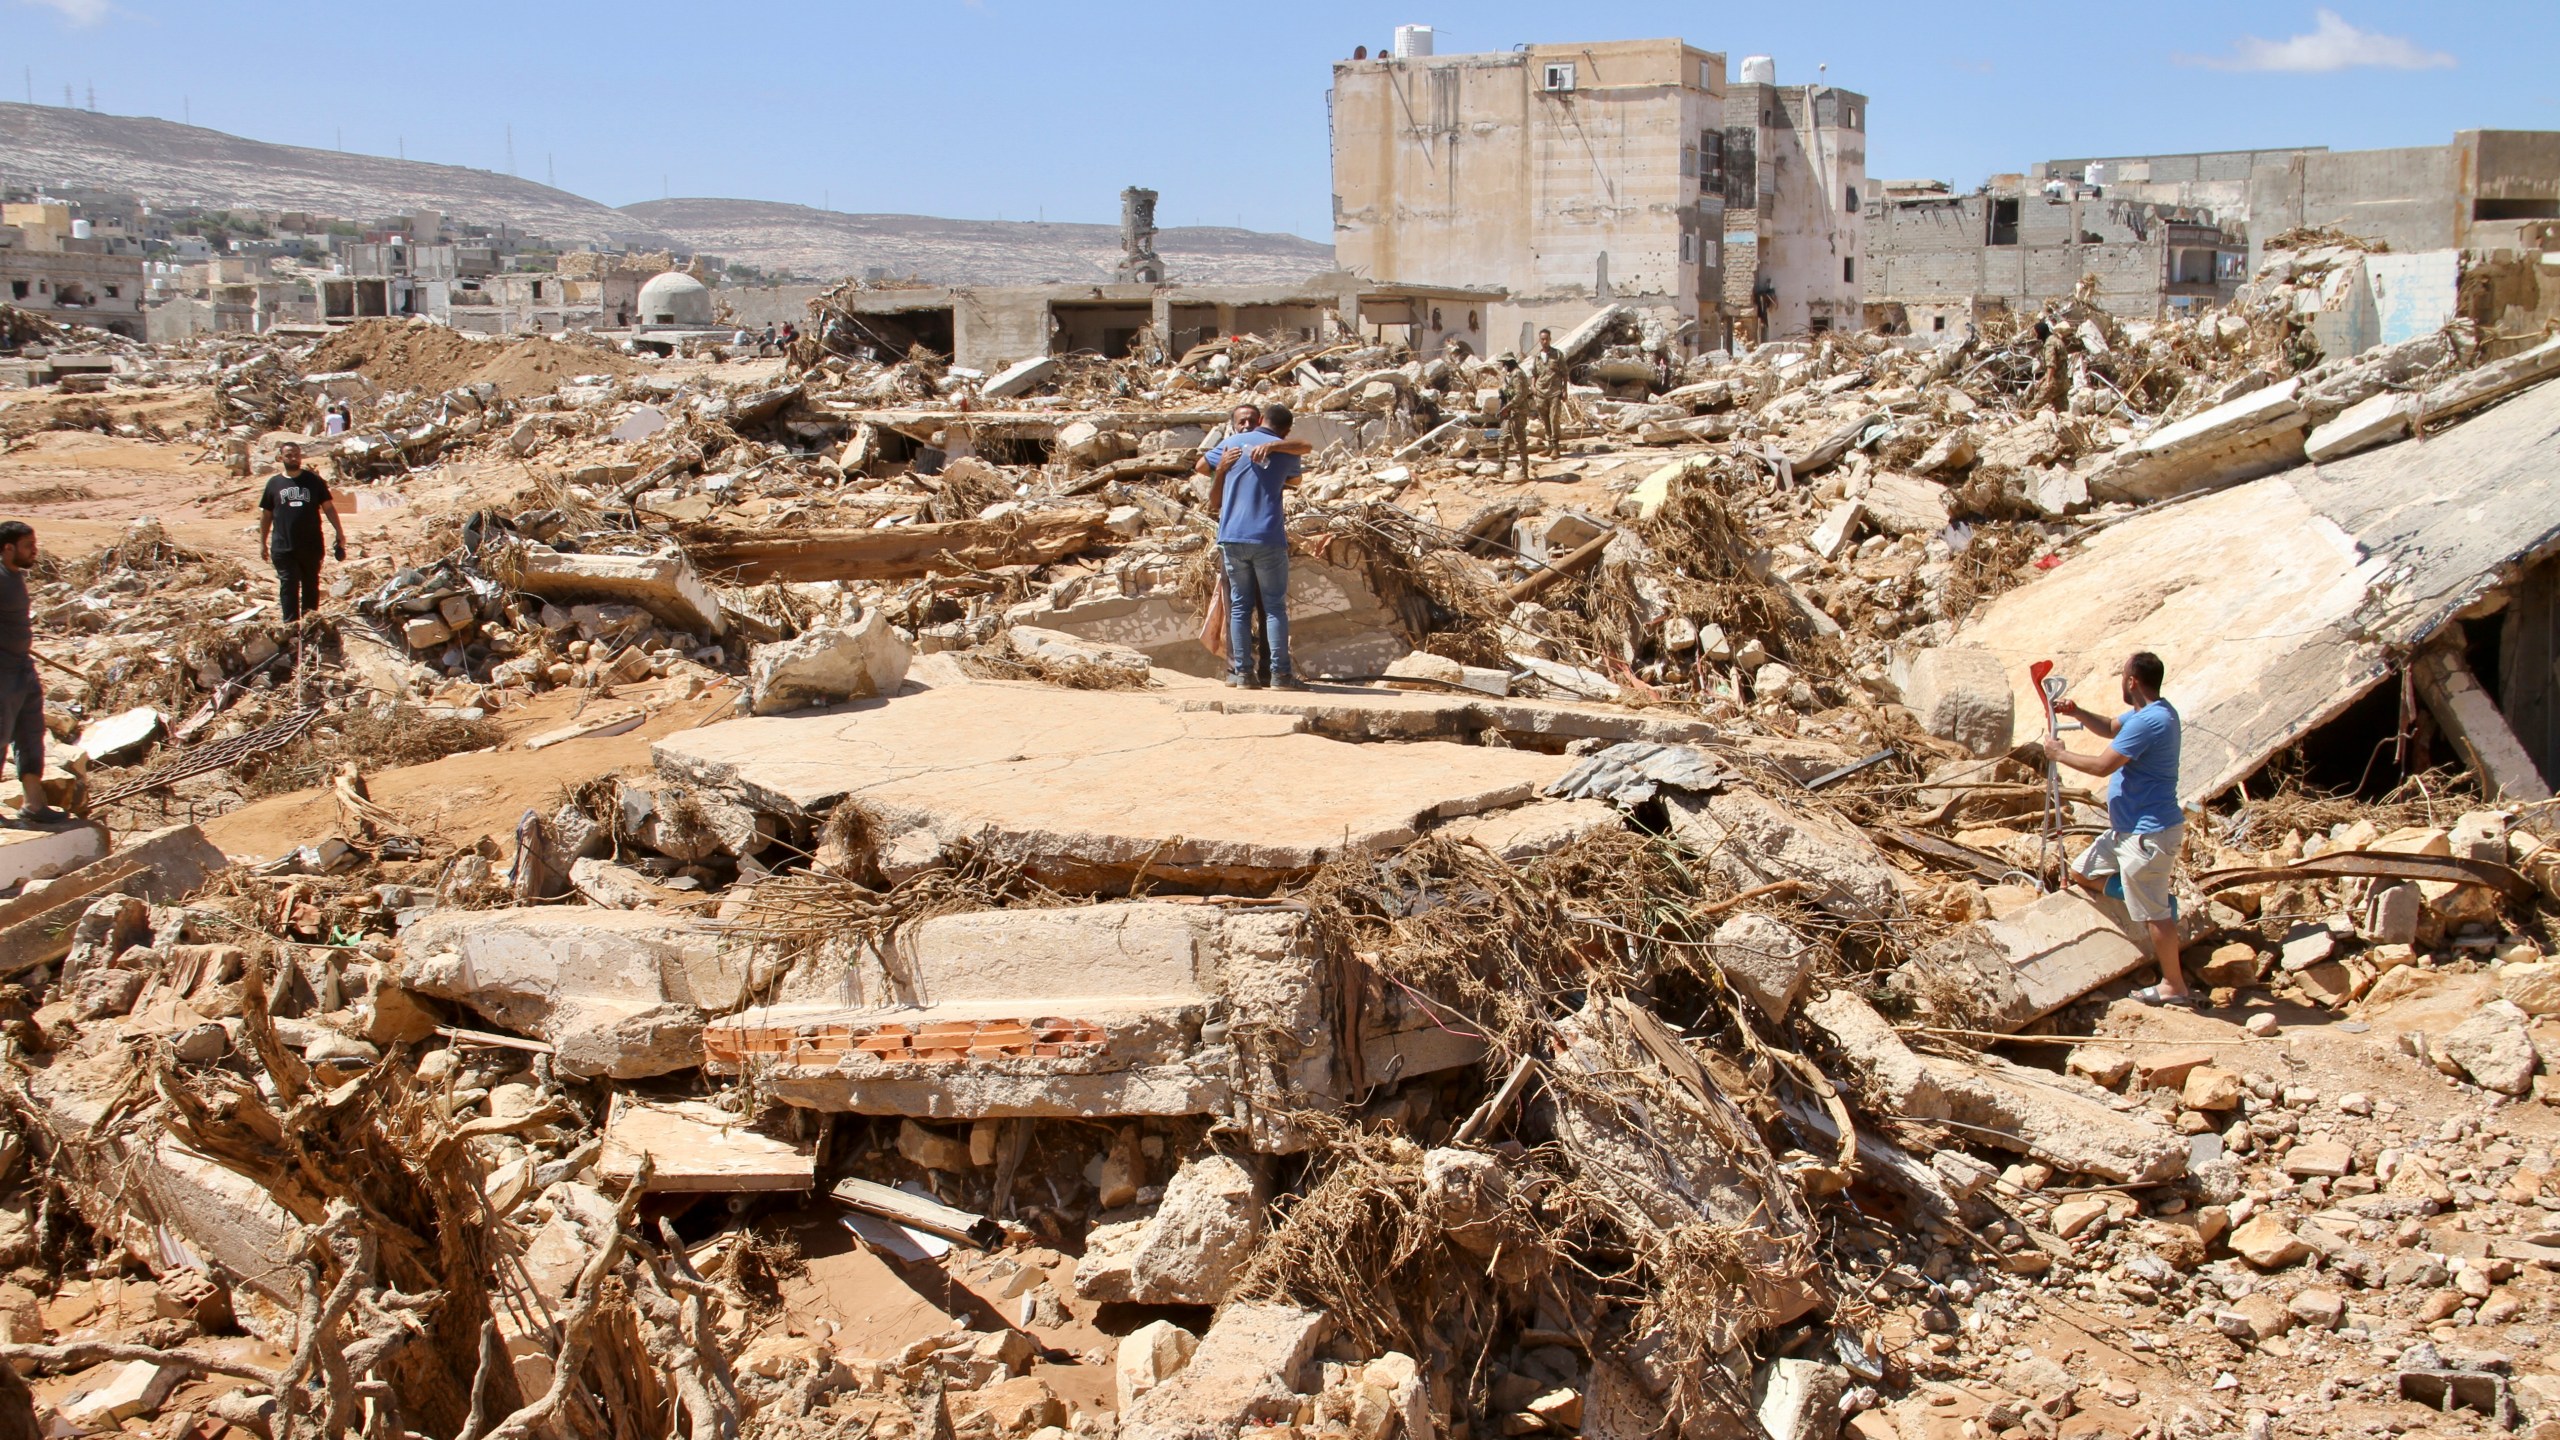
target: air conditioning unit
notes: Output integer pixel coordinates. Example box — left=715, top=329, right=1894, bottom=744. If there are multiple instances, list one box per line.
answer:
left=1542, top=62, right=1576, bottom=92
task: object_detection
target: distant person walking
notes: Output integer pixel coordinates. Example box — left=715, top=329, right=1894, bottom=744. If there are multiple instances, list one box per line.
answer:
left=258, top=442, right=347, bottom=627
left=0, top=523, right=64, bottom=825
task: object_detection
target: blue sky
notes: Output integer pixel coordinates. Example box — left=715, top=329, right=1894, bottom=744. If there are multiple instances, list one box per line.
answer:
left=8, top=1, right=2552, bottom=240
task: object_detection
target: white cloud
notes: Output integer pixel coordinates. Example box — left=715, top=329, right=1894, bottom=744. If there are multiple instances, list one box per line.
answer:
left=2184, top=9, right=2454, bottom=72
left=19, top=0, right=111, bottom=24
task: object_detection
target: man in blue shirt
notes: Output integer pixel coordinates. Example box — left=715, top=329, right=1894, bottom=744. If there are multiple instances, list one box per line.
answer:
left=2026, top=651, right=2193, bottom=1005
left=1197, top=404, right=1310, bottom=689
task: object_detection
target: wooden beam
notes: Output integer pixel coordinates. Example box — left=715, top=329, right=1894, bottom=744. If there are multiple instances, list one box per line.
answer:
left=681, top=508, right=1111, bottom=585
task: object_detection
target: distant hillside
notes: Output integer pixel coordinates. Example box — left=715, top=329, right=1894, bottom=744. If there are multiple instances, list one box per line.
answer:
left=0, top=103, right=1338, bottom=286
left=620, top=198, right=1336, bottom=286
left=0, top=102, right=674, bottom=250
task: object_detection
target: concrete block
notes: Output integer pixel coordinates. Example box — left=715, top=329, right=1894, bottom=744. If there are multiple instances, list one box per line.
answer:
left=59, top=1359, right=178, bottom=1427
left=1981, top=888, right=2150, bottom=1023
left=982, top=355, right=1060, bottom=400
left=1666, top=788, right=1901, bottom=922
left=510, top=546, right=724, bottom=637
left=1120, top=1303, right=1329, bottom=1440
left=1857, top=472, right=1953, bottom=536
left=1074, top=1153, right=1266, bottom=1305
left=1807, top=501, right=1863, bottom=560
left=400, top=907, right=737, bottom=1078
left=2088, top=378, right=2307, bottom=502
left=72, top=706, right=162, bottom=765
left=0, top=822, right=106, bottom=892
left=1117, top=1320, right=1199, bottom=1415
left=403, top=615, right=454, bottom=651
left=1754, top=1360, right=1848, bottom=1440
left=1891, top=645, right=2013, bottom=755
left=1803, top=990, right=1946, bottom=1119
left=1923, top=1052, right=2188, bottom=1183
left=2305, top=391, right=2412, bottom=463
left=747, top=610, right=913, bottom=715
left=1710, top=911, right=1813, bottom=1021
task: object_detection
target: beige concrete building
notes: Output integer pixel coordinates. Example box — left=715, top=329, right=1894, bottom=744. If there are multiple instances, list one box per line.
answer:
left=1330, top=37, right=1865, bottom=351
left=0, top=203, right=146, bottom=338
left=1719, top=59, right=1868, bottom=343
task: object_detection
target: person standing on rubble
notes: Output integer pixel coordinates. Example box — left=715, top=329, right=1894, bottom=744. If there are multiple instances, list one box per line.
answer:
left=257, top=442, right=347, bottom=628
left=1529, top=328, right=1570, bottom=458
left=0, top=523, right=65, bottom=826
left=2025, top=651, right=2193, bottom=1006
left=1198, top=402, right=1272, bottom=682
left=1496, top=355, right=1533, bottom=480
left=1204, top=404, right=1312, bottom=690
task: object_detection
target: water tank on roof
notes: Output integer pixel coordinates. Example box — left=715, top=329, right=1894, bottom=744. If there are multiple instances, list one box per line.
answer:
left=1739, top=55, right=1776, bottom=85
left=1393, top=24, right=1434, bottom=58
left=70, top=220, right=91, bottom=239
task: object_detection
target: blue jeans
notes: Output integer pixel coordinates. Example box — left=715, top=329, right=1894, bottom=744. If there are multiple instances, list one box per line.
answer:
left=1219, top=542, right=1291, bottom=678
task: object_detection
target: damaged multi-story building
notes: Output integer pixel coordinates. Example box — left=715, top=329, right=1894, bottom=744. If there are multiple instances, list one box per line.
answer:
left=1329, top=34, right=1865, bottom=351
left=0, top=201, right=148, bottom=338
left=1865, top=129, right=2560, bottom=337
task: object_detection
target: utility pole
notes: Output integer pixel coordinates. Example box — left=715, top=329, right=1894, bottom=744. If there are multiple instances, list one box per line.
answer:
left=397, top=136, right=405, bottom=161
left=182, top=95, right=189, bottom=124
left=85, top=83, right=94, bottom=112
left=335, top=126, right=343, bottom=151
left=547, top=152, right=554, bottom=188
left=23, top=67, right=31, bottom=105
left=505, top=125, right=515, bottom=176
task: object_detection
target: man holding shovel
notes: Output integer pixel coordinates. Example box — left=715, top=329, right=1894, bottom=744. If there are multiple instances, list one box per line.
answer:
left=2021, top=651, right=2192, bottom=1006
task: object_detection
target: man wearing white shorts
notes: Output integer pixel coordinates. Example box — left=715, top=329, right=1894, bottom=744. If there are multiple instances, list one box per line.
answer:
left=2027, top=651, right=2192, bottom=1005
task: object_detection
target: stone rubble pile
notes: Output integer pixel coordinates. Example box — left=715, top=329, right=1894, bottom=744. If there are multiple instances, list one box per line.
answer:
left=0, top=250, right=2552, bottom=1440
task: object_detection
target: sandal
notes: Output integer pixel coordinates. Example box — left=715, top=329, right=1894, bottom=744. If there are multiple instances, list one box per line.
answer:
left=2131, top=984, right=2202, bottom=1009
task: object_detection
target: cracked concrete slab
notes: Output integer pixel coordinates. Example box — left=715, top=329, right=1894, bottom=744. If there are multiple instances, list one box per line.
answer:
left=654, top=673, right=1570, bottom=892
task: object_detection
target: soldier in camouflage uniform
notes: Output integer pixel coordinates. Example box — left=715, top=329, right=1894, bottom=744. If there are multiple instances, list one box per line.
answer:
left=1528, top=328, right=1570, bottom=458
left=1496, top=354, right=1533, bottom=481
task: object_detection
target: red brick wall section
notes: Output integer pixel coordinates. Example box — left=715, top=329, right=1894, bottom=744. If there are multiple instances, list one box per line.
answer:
left=702, top=1017, right=1110, bottom=1068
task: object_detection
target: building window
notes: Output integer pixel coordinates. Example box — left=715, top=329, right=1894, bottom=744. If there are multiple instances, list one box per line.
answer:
left=1988, top=198, right=2020, bottom=246
left=1843, top=257, right=1855, bottom=283
left=1932, top=315, right=1947, bottom=331
left=1845, top=184, right=1859, bottom=212
left=1541, top=62, right=1575, bottom=92
left=1700, top=60, right=1714, bottom=90
left=1681, top=231, right=1697, bottom=263
left=7, top=281, right=25, bottom=301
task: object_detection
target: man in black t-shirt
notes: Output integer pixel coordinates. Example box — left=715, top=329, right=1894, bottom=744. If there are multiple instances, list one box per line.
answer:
left=257, top=442, right=347, bottom=624
left=0, top=521, right=65, bottom=825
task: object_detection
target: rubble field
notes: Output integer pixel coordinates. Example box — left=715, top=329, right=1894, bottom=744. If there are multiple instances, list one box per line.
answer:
left=0, top=238, right=2551, bottom=1440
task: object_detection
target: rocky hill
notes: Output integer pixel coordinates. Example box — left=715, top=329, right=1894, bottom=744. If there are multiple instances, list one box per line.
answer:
left=0, top=104, right=1336, bottom=286
left=0, top=102, right=672, bottom=250
left=618, top=198, right=1336, bottom=286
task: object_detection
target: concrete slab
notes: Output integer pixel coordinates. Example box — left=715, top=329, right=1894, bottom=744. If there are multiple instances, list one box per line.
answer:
left=0, top=821, right=106, bottom=890
left=1434, top=799, right=1623, bottom=861
left=1168, top=679, right=1719, bottom=749
left=1959, top=374, right=2560, bottom=805
left=707, top=901, right=1483, bottom=1137
left=654, top=675, right=1570, bottom=892
left=401, top=907, right=740, bottom=1078
left=1985, top=888, right=2152, bottom=1025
